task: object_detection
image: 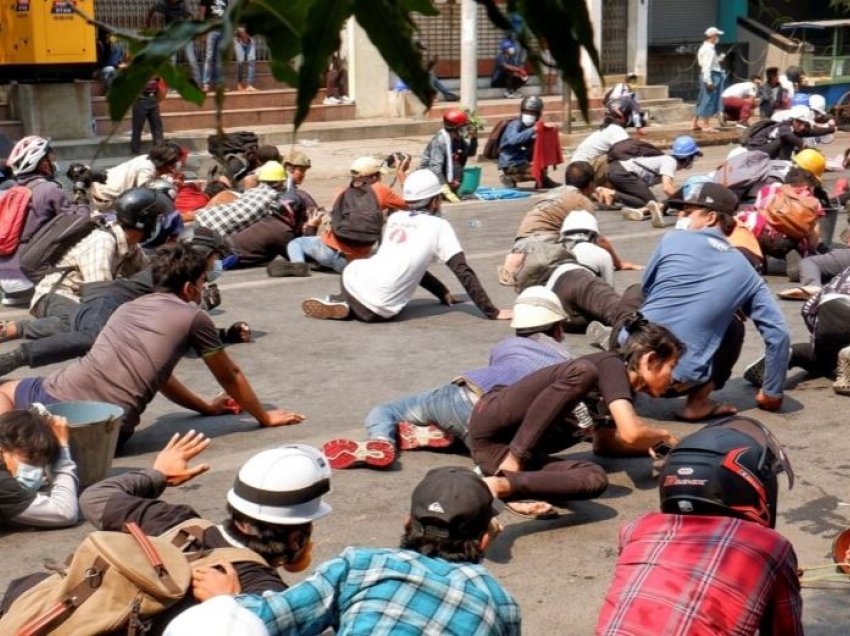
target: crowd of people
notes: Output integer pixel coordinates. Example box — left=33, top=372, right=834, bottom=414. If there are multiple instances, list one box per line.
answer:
left=2, top=35, right=848, bottom=632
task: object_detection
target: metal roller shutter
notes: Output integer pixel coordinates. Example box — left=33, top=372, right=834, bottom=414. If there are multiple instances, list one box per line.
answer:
left=649, top=0, right=718, bottom=45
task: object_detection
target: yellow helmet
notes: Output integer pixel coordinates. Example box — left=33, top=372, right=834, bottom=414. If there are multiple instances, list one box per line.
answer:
left=256, top=160, right=287, bottom=183
left=793, top=149, right=826, bottom=179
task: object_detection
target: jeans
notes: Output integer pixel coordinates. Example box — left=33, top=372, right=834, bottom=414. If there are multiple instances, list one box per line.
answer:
left=365, top=383, right=475, bottom=447
left=695, top=70, right=724, bottom=118
left=234, top=38, right=256, bottom=86
left=173, top=41, right=201, bottom=85
left=202, top=30, right=224, bottom=87
left=799, top=248, right=850, bottom=287
left=20, top=294, right=79, bottom=340
left=287, top=237, right=347, bottom=273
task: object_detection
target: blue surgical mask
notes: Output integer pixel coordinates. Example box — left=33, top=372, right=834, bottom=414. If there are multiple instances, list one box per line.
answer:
left=16, top=462, right=45, bottom=493
left=207, top=259, right=224, bottom=283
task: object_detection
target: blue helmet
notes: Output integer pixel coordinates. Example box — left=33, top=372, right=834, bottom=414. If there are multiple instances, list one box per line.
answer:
left=791, top=92, right=811, bottom=107
left=671, top=135, right=703, bottom=159
left=500, top=38, right=515, bottom=52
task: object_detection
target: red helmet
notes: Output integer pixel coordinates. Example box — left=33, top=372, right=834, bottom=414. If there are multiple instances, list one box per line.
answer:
left=443, top=108, right=469, bottom=130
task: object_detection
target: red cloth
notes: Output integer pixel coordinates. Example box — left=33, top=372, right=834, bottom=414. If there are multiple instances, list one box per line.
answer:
left=531, top=121, right=563, bottom=186
left=174, top=183, right=210, bottom=214
left=596, top=512, right=803, bottom=636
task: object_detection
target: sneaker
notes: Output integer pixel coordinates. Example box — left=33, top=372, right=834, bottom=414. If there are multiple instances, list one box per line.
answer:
left=786, top=250, right=802, bottom=283
left=322, top=438, right=396, bottom=470
left=0, top=348, right=24, bottom=377
left=833, top=347, right=850, bottom=395
left=323, top=96, right=342, bottom=105
left=302, top=296, right=350, bottom=320
left=743, top=356, right=766, bottom=388
left=622, top=207, right=649, bottom=221
left=244, top=85, right=259, bottom=92
left=397, top=422, right=455, bottom=450
left=499, top=174, right=517, bottom=188
left=1, top=288, right=33, bottom=307
left=503, top=90, right=518, bottom=99
left=586, top=320, right=612, bottom=351
left=266, top=260, right=311, bottom=278
left=647, top=201, right=666, bottom=228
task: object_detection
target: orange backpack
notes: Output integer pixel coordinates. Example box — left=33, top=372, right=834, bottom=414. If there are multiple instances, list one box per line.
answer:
left=760, top=184, right=820, bottom=240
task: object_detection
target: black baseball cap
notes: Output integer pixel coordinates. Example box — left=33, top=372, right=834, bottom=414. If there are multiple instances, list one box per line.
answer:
left=666, top=182, right=739, bottom=215
left=410, top=467, right=495, bottom=540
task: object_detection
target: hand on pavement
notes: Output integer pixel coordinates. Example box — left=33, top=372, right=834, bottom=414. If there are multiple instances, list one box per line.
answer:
left=153, top=430, right=211, bottom=486
left=192, top=561, right=241, bottom=602
left=261, top=409, right=306, bottom=428
left=495, top=309, right=513, bottom=320
left=618, top=261, right=644, bottom=271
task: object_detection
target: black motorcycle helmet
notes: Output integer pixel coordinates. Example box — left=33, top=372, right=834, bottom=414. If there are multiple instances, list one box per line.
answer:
left=180, top=226, right=232, bottom=260
left=114, top=188, right=172, bottom=242
left=604, top=97, right=631, bottom=126
left=520, top=95, right=544, bottom=116
left=659, top=416, right=794, bottom=528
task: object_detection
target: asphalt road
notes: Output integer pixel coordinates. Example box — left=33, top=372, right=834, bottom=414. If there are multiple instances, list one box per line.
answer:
left=2, top=139, right=850, bottom=634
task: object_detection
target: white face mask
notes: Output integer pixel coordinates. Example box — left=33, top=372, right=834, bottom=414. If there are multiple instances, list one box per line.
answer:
left=207, top=259, right=224, bottom=283
left=16, top=462, right=45, bottom=493
left=520, top=114, right=537, bottom=127
left=675, top=217, right=692, bottom=231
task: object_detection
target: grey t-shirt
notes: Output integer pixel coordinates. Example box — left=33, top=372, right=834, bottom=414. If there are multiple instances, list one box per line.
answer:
left=619, top=155, right=677, bottom=186
left=44, top=293, right=223, bottom=429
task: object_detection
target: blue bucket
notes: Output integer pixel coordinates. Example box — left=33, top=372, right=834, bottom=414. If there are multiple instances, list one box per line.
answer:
left=47, top=401, right=124, bottom=487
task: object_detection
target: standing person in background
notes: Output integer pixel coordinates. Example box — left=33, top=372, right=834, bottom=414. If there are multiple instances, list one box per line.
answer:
left=199, top=0, right=229, bottom=92
left=692, top=27, right=725, bottom=132
left=323, top=52, right=352, bottom=105
left=234, top=25, right=257, bottom=92
left=130, top=74, right=167, bottom=156
left=759, top=67, right=787, bottom=118
left=491, top=39, right=528, bottom=99
left=146, top=0, right=201, bottom=86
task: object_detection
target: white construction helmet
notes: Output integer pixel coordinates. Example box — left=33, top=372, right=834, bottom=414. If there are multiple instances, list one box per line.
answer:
left=8, top=135, right=51, bottom=175
left=511, top=286, right=567, bottom=329
left=560, top=210, right=599, bottom=237
left=403, top=169, right=443, bottom=202
left=227, top=445, right=332, bottom=525
left=789, top=104, right=812, bottom=123
left=809, top=94, right=827, bottom=116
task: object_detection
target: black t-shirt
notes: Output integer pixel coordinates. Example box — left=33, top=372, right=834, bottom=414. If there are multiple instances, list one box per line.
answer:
left=154, top=0, right=190, bottom=24
left=0, top=466, right=35, bottom=522
left=200, top=0, right=228, bottom=18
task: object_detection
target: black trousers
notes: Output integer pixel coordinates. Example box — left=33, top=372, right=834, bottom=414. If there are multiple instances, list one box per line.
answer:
left=608, top=162, right=656, bottom=208
left=790, top=299, right=850, bottom=377
left=551, top=269, right=638, bottom=332
left=131, top=95, right=164, bottom=155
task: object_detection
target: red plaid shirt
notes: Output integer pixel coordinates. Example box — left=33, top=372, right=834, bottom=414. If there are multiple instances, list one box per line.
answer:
left=596, top=512, right=803, bottom=636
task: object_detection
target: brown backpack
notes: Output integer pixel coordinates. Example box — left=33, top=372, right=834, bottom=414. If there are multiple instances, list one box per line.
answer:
left=761, top=184, right=820, bottom=240
left=482, top=119, right=510, bottom=160
left=0, top=519, right=267, bottom=636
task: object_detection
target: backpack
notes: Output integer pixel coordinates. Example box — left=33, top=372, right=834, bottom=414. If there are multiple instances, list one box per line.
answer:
left=607, top=138, right=663, bottom=162
left=206, top=131, right=259, bottom=159
left=714, top=150, right=772, bottom=200
left=741, top=120, right=778, bottom=150
left=0, top=183, right=36, bottom=256
left=18, top=214, right=103, bottom=285
left=0, top=519, right=267, bottom=636
left=514, top=239, right=577, bottom=291
left=760, top=184, right=821, bottom=240
left=330, top=182, right=383, bottom=246
left=482, top=119, right=511, bottom=160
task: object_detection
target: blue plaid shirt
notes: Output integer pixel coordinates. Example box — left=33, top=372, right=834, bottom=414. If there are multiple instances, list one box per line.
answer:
left=235, top=547, right=521, bottom=635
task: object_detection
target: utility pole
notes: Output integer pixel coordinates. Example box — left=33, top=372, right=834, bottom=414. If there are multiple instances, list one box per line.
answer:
left=460, top=0, right=477, bottom=111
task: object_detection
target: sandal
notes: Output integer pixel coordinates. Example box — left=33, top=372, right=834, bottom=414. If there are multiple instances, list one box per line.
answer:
left=0, top=320, right=19, bottom=343
left=505, top=500, right=559, bottom=520
left=777, top=286, right=820, bottom=301
left=497, top=266, right=517, bottom=287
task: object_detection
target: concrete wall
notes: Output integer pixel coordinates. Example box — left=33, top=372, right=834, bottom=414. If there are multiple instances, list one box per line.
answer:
left=627, top=0, right=649, bottom=79
left=8, top=82, right=94, bottom=140
left=736, top=17, right=800, bottom=78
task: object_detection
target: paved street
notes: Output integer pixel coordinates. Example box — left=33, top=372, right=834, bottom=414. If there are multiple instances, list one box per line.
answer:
left=2, top=138, right=850, bottom=634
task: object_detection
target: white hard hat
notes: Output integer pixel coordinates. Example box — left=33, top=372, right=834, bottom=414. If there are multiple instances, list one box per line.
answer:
left=403, top=169, right=443, bottom=201
left=164, top=596, right=269, bottom=636
left=8, top=135, right=51, bottom=175
left=560, top=210, right=599, bottom=236
left=227, top=444, right=332, bottom=525
left=511, top=286, right=567, bottom=329
left=789, top=104, right=812, bottom=123
left=809, top=94, right=827, bottom=115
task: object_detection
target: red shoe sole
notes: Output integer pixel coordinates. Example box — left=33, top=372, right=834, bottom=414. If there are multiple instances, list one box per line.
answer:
left=397, top=422, right=455, bottom=451
left=322, top=438, right=395, bottom=470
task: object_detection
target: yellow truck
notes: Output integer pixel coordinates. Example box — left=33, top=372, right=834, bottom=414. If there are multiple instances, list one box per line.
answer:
left=0, top=0, right=97, bottom=81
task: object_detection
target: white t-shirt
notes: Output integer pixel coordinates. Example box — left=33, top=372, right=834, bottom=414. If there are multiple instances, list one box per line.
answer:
left=619, top=155, right=677, bottom=185
left=91, top=155, right=156, bottom=210
left=571, top=124, right=629, bottom=163
left=342, top=211, right=463, bottom=318
left=722, top=82, right=757, bottom=99
left=697, top=42, right=721, bottom=82
left=546, top=241, right=615, bottom=287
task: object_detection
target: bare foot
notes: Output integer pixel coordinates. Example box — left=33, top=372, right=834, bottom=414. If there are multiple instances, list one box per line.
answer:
left=483, top=476, right=511, bottom=499
left=677, top=401, right=737, bottom=422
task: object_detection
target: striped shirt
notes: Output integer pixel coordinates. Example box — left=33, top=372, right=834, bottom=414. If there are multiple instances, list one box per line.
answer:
left=236, top=547, right=521, bottom=636
left=596, top=512, right=803, bottom=636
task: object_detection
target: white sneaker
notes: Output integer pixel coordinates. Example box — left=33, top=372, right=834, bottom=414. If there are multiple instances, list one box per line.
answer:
left=340, top=95, right=354, bottom=104
left=647, top=201, right=666, bottom=228
left=323, top=96, right=342, bottom=105
left=833, top=347, right=850, bottom=395
left=622, top=207, right=649, bottom=221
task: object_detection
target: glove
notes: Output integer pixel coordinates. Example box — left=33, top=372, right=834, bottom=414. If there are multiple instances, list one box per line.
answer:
left=441, top=183, right=461, bottom=203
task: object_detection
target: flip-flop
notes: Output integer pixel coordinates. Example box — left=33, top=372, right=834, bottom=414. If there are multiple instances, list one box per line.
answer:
left=675, top=402, right=738, bottom=423
left=777, top=286, right=819, bottom=301
left=505, top=501, right=560, bottom=520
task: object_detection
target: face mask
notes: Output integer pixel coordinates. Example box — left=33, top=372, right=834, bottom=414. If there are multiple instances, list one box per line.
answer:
left=206, top=259, right=224, bottom=283
left=506, top=48, right=516, bottom=56
left=16, top=462, right=45, bottom=493
left=520, top=114, right=537, bottom=127
left=674, top=217, right=692, bottom=231
left=50, top=161, right=60, bottom=176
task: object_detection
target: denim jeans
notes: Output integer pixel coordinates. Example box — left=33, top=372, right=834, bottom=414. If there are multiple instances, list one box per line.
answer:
left=173, top=41, right=201, bottom=85
left=286, top=237, right=347, bottom=273
left=365, top=383, right=475, bottom=447
left=203, top=30, right=223, bottom=87
left=234, top=38, right=256, bottom=86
